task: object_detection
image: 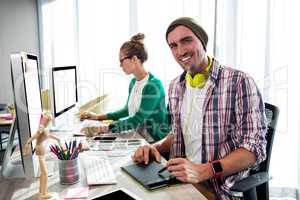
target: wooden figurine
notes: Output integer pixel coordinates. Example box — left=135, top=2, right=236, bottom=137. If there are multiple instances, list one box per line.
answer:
left=24, top=113, right=60, bottom=200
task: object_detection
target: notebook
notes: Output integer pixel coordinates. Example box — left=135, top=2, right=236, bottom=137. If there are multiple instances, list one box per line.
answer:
left=64, top=186, right=89, bottom=199
left=121, top=161, right=180, bottom=190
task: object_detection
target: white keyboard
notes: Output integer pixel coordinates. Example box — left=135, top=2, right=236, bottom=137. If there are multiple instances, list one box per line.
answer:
left=84, top=159, right=117, bottom=185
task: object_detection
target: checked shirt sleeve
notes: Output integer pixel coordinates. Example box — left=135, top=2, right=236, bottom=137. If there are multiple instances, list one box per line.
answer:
left=235, top=74, right=268, bottom=165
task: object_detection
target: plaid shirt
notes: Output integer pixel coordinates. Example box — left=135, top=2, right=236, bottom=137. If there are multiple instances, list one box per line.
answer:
left=168, top=58, right=267, bottom=199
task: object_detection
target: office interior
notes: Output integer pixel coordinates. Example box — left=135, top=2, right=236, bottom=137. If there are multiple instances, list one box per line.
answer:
left=0, top=0, right=300, bottom=199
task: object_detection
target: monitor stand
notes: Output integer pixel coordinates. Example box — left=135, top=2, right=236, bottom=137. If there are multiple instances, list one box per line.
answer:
left=1, top=119, right=25, bottom=178
left=1, top=119, right=39, bottom=179
left=49, top=107, right=78, bottom=132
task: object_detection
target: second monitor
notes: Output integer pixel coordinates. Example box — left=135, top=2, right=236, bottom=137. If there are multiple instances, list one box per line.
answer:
left=50, top=66, right=78, bottom=130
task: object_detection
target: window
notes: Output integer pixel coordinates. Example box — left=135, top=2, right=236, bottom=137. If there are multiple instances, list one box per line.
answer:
left=216, top=0, right=300, bottom=194
left=136, top=0, right=215, bottom=90
left=39, top=0, right=77, bottom=88
left=77, top=0, right=130, bottom=107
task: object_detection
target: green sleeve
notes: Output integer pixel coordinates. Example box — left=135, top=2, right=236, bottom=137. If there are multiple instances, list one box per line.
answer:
left=110, top=80, right=162, bottom=132
left=106, top=106, right=128, bottom=120
left=106, top=79, right=135, bottom=120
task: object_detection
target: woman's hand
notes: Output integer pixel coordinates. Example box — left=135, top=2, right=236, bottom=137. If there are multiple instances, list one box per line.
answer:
left=80, top=112, right=99, bottom=120
left=166, top=158, right=213, bottom=183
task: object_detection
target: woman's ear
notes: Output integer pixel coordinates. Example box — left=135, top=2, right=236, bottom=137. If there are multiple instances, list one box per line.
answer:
left=131, top=55, right=139, bottom=64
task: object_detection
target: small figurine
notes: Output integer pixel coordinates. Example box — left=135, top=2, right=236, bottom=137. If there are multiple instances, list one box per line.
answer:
left=24, top=113, right=60, bottom=200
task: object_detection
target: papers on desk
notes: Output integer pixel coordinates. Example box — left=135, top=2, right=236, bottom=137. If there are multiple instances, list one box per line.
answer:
left=105, top=150, right=129, bottom=157
left=64, top=186, right=89, bottom=199
left=81, top=147, right=129, bottom=157
left=79, top=119, right=102, bottom=127
left=80, top=150, right=108, bottom=159
left=88, top=139, right=143, bottom=157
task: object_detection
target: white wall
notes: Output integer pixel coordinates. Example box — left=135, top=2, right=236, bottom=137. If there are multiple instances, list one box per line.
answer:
left=0, top=0, right=40, bottom=104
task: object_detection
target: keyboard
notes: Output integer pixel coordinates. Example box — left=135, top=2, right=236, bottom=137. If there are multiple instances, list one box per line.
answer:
left=89, top=139, right=143, bottom=151
left=84, top=159, right=117, bottom=185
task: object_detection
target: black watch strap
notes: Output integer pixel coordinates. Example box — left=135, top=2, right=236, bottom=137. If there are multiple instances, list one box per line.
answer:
left=211, top=160, right=224, bottom=178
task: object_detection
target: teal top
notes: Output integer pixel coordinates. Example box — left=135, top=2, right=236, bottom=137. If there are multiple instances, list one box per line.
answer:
left=106, top=73, right=170, bottom=141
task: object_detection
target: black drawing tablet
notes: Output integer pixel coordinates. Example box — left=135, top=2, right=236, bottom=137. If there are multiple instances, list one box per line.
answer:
left=121, top=161, right=180, bottom=190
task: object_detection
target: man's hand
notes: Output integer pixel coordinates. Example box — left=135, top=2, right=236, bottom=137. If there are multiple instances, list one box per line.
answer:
left=166, top=158, right=213, bottom=183
left=80, top=112, right=98, bottom=120
left=132, top=144, right=161, bottom=165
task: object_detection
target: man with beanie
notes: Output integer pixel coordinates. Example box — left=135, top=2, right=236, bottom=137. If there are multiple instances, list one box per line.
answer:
left=132, top=17, right=267, bottom=199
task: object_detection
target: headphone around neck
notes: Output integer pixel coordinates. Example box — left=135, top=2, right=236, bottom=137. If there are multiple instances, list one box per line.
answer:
left=185, top=56, right=212, bottom=88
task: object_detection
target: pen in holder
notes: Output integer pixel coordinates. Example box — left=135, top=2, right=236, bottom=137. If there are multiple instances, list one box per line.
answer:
left=50, top=140, right=82, bottom=185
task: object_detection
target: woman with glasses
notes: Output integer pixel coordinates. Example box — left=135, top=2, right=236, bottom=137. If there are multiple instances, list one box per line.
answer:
left=80, top=33, right=169, bottom=142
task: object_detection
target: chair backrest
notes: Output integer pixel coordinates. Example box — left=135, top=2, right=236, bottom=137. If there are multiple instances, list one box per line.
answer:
left=255, top=103, right=279, bottom=173
left=251, top=102, right=279, bottom=200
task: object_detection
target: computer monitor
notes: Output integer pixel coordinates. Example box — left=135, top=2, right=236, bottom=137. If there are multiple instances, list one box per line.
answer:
left=49, top=66, right=78, bottom=130
left=1, top=52, right=42, bottom=178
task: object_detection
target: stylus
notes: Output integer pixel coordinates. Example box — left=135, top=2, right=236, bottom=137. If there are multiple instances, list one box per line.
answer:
left=158, top=166, right=167, bottom=174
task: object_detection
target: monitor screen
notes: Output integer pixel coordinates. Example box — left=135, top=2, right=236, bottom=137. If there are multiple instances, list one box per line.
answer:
left=51, top=66, right=78, bottom=117
left=23, top=54, right=42, bottom=149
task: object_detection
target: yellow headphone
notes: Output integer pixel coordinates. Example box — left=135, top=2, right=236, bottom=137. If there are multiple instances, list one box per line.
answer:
left=185, top=56, right=212, bottom=88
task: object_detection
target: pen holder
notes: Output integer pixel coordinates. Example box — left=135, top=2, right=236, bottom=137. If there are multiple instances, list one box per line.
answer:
left=58, top=158, right=79, bottom=185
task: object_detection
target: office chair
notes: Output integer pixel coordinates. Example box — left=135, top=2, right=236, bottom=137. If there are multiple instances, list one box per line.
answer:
left=229, top=103, right=279, bottom=200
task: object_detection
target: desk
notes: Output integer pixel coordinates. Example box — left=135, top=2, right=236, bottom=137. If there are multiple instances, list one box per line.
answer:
left=0, top=130, right=207, bottom=200
left=0, top=119, right=12, bottom=163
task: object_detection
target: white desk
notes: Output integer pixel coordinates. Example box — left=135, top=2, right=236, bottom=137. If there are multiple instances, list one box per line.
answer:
left=0, top=129, right=207, bottom=200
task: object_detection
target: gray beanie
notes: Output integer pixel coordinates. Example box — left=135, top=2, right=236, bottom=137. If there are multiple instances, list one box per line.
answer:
left=166, top=17, right=208, bottom=51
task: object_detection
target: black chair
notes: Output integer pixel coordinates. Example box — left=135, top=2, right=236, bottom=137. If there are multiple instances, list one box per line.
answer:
left=229, top=103, right=279, bottom=200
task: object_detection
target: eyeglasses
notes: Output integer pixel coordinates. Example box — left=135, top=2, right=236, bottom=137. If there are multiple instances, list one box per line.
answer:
left=119, top=56, right=131, bottom=65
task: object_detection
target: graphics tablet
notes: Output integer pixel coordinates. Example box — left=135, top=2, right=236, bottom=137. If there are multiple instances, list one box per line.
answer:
left=121, top=161, right=180, bottom=190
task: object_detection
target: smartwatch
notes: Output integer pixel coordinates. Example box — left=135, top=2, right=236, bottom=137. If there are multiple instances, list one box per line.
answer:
left=210, top=160, right=224, bottom=178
